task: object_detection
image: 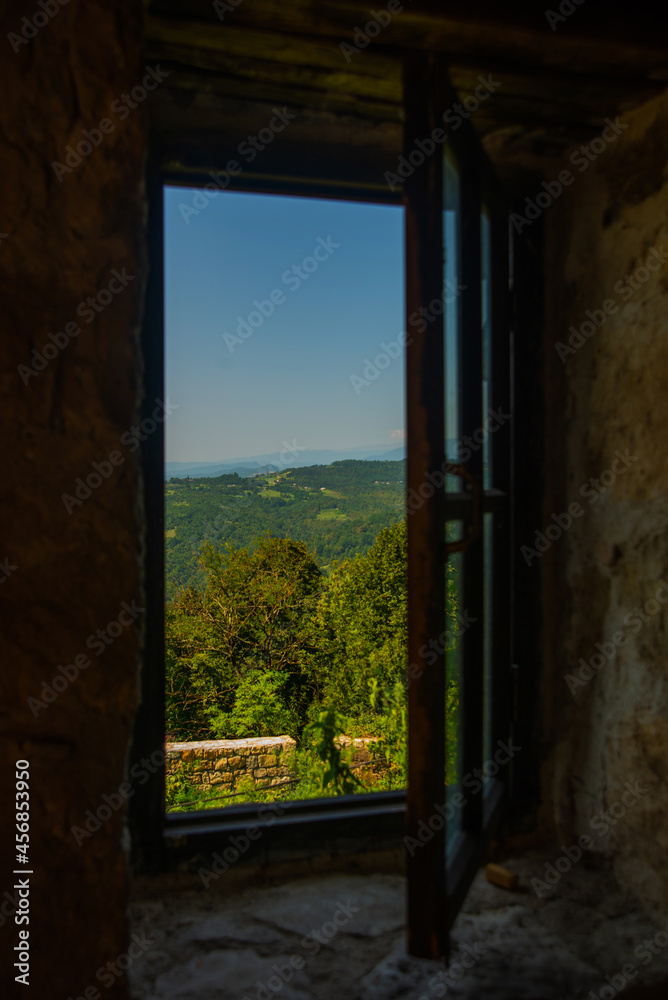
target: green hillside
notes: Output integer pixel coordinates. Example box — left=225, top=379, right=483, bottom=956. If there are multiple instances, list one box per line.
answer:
left=165, top=459, right=406, bottom=598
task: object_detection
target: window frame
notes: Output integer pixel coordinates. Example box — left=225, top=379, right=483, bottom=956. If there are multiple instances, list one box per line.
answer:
left=129, top=48, right=541, bottom=959
left=129, top=164, right=410, bottom=874
left=403, top=52, right=515, bottom=958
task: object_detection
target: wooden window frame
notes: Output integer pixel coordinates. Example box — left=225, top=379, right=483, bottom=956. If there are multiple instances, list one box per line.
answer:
left=128, top=48, right=543, bottom=961
left=404, top=52, right=515, bottom=958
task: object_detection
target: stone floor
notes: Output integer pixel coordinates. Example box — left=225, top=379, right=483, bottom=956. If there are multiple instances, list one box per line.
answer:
left=129, top=847, right=668, bottom=1000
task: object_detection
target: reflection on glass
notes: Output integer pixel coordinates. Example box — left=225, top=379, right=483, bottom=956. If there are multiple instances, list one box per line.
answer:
left=444, top=148, right=461, bottom=494
left=481, top=209, right=492, bottom=489
left=483, top=512, right=494, bottom=773
left=445, top=521, right=463, bottom=848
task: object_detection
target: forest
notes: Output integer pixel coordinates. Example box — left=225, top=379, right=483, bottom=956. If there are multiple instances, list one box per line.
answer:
left=164, top=460, right=460, bottom=810
left=165, top=459, right=405, bottom=599
left=165, top=529, right=461, bottom=810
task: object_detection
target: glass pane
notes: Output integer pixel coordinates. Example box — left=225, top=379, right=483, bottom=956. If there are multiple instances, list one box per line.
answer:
left=444, top=147, right=461, bottom=494
left=481, top=209, right=492, bottom=489
left=483, top=512, right=494, bottom=772
left=445, top=521, right=463, bottom=849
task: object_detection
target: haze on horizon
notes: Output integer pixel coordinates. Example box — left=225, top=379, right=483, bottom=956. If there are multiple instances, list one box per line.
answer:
left=165, top=439, right=406, bottom=470
left=164, top=187, right=406, bottom=465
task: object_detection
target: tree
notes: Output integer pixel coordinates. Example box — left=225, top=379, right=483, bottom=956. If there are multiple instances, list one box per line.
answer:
left=165, top=519, right=461, bottom=787
left=309, top=520, right=408, bottom=722
left=306, top=518, right=460, bottom=784
left=165, top=586, right=235, bottom=740
left=165, top=534, right=323, bottom=739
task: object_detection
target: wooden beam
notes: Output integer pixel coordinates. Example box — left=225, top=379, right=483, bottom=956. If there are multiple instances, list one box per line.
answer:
left=145, top=4, right=668, bottom=182
left=145, top=15, right=667, bottom=152
left=150, top=91, right=401, bottom=149
left=148, top=65, right=401, bottom=121
left=147, top=2, right=668, bottom=81
left=145, top=15, right=398, bottom=81
left=145, top=41, right=401, bottom=103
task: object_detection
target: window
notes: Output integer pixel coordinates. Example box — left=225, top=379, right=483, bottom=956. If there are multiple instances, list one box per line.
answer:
left=162, top=187, right=406, bottom=809
left=404, top=53, right=513, bottom=958
left=130, top=45, right=532, bottom=962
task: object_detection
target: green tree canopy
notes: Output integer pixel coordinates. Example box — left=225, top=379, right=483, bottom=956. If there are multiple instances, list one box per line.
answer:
left=308, top=520, right=407, bottom=722
left=165, top=535, right=323, bottom=739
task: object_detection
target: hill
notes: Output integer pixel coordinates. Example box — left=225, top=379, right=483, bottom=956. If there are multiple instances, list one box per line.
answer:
left=164, top=445, right=406, bottom=481
left=165, top=459, right=406, bottom=598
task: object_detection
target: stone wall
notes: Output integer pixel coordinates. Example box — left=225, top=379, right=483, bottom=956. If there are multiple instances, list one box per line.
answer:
left=337, top=735, right=384, bottom=784
left=0, top=2, right=147, bottom=996
left=166, top=735, right=383, bottom=796
left=540, top=88, right=668, bottom=919
left=0, top=2, right=146, bottom=997
left=166, top=737, right=297, bottom=793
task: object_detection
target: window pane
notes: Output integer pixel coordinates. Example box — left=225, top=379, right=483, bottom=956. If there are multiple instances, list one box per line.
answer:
left=481, top=209, right=492, bottom=490
left=445, top=522, right=463, bottom=849
left=483, top=511, right=494, bottom=771
left=444, top=147, right=461, bottom=494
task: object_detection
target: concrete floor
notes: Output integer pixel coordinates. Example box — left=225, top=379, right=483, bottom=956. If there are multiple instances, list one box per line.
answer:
left=129, top=847, right=668, bottom=1000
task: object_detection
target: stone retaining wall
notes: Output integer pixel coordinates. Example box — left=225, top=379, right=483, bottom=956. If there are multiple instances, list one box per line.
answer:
left=166, top=736, right=297, bottom=793
left=165, top=735, right=383, bottom=793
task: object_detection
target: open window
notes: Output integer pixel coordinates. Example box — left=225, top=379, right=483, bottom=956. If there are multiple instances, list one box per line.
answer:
left=162, top=186, right=407, bottom=809
left=130, top=44, right=523, bottom=962
left=403, top=53, right=513, bottom=958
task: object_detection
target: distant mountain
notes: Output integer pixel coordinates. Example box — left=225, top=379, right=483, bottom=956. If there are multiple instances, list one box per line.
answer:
left=166, top=461, right=264, bottom=479
left=163, top=460, right=226, bottom=471
left=364, top=446, right=406, bottom=462
left=165, top=445, right=406, bottom=481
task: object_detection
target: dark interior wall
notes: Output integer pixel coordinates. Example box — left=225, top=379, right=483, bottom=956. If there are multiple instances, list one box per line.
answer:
left=1, top=2, right=146, bottom=996
left=540, top=89, right=668, bottom=919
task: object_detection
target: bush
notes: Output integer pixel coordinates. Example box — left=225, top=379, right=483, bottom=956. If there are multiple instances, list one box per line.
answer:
left=303, top=708, right=363, bottom=795
left=207, top=670, right=301, bottom=739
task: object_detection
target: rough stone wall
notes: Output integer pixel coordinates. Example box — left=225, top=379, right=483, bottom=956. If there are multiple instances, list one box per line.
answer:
left=166, top=737, right=298, bottom=793
left=337, top=735, right=384, bottom=784
left=166, top=736, right=383, bottom=797
left=540, top=88, right=668, bottom=919
left=0, top=2, right=146, bottom=998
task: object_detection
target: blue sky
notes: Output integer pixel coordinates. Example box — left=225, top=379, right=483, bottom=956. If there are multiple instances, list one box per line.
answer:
left=164, top=187, right=405, bottom=463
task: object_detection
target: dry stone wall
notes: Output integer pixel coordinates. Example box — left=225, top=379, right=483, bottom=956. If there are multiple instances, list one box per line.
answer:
left=166, top=736, right=383, bottom=793
left=166, top=737, right=297, bottom=792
